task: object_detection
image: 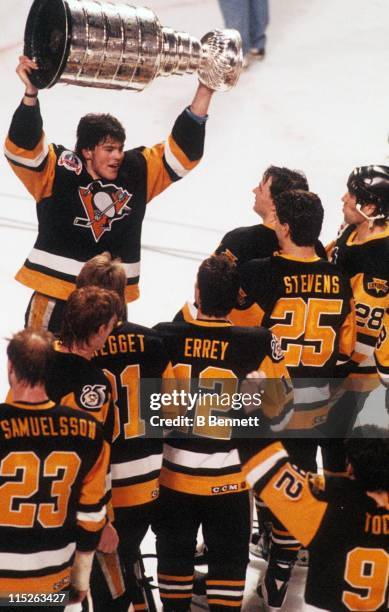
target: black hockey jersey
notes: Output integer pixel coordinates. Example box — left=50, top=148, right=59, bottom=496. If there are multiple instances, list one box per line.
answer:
left=0, top=399, right=109, bottom=594
left=329, top=223, right=389, bottom=391
left=174, top=227, right=327, bottom=325
left=375, top=313, right=389, bottom=387
left=215, top=223, right=327, bottom=265
left=234, top=253, right=356, bottom=429
left=240, top=439, right=389, bottom=611
left=154, top=319, right=293, bottom=496
left=93, top=321, right=173, bottom=508
left=4, top=101, right=205, bottom=302
left=46, top=345, right=115, bottom=443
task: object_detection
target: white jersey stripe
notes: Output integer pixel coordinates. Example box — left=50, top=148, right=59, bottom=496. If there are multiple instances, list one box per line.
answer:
left=293, top=385, right=330, bottom=405
left=164, top=138, right=189, bottom=178
left=27, top=248, right=140, bottom=278
left=355, top=341, right=375, bottom=356
left=271, top=535, right=299, bottom=545
left=245, top=449, right=288, bottom=488
left=112, top=453, right=162, bottom=480
left=4, top=139, right=49, bottom=168
left=378, top=370, right=389, bottom=383
left=0, top=542, right=75, bottom=571
left=270, top=405, right=293, bottom=432
left=163, top=443, right=240, bottom=470
left=77, top=507, right=106, bottom=523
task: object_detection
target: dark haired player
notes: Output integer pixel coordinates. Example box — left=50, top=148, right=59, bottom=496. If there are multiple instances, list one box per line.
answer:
left=42, top=286, right=121, bottom=572
left=154, top=255, right=293, bottom=612
left=215, top=165, right=314, bottom=264
left=76, top=252, right=175, bottom=611
left=325, top=166, right=389, bottom=473
left=46, top=286, right=120, bottom=441
left=178, top=165, right=326, bottom=324
left=4, top=55, right=214, bottom=333
left=237, top=190, right=355, bottom=435
left=234, top=190, right=355, bottom=609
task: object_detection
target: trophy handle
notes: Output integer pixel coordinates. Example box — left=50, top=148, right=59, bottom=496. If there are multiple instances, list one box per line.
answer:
left=198, top=30, right=243, bottom=92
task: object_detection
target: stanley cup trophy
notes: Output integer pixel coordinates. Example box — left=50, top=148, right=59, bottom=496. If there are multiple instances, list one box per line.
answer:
left=24, top=0, right=243, bottom=93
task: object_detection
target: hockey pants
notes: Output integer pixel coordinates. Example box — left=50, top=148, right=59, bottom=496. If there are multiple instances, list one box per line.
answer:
left=155, top=486, right=250, bottom=612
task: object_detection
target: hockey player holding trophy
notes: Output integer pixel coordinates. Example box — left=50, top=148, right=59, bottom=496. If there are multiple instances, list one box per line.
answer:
left=5, top=0, right=243, bottom=334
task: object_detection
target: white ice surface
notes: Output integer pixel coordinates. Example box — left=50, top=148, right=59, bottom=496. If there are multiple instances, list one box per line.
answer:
left=1, top=0, right=388, bottom=428
left=0, top=2, right=389, bottom=610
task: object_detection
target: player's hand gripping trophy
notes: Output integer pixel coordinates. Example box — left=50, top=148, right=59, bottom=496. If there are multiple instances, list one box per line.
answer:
left=23, top=0, right=243, bottom=92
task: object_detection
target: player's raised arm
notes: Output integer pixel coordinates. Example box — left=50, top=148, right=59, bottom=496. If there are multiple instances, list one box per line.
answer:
left=16, top=55, right=39, bottom=104
left=4, top=56, right=56, bottom=202
left=189, top=81, right=215, bottom=117
left=238, top=437, right=327, bottom=550
left=141, top=82, right=214, bottom=204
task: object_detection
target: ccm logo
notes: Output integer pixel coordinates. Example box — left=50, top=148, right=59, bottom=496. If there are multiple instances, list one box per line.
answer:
left=211, top=484, right=238, bottom=494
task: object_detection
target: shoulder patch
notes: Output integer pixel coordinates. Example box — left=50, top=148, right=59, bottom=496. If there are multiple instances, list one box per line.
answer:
left=366, top=276, right=389, bottom=296
left=271, top=333, right=284, bottom=362
left=58, top=150, right=83, bottom=175
left=80, top=384, right=107, bottom=410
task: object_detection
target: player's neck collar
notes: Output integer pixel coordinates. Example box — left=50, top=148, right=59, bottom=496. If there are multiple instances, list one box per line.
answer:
left=274, top=251, right=320, bottom=263
left=9, top=399, right=55, bottom=411
left=193, top=318, right=232, bottom=328
left=348, top=221, right=389, bottom=245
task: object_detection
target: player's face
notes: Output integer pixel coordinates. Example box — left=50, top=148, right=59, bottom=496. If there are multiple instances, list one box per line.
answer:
left=85, top=137, right=125, bottom=181
left=342, top=191, right=365, bottom=225
left=253, top=176, right=274, bottom=218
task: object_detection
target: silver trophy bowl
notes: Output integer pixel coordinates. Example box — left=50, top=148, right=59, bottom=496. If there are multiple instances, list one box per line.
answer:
left=24, top=0, right=243, bottom=92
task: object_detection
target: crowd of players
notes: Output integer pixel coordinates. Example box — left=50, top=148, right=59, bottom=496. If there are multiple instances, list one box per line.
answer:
left=1, top=56, right=389, bottom=612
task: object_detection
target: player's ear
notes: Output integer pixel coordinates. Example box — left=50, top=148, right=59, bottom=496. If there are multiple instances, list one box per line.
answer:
left=194, top=283, right=201, bottom=307
left=283, top=222, right=291, bottom=238
left=82, top=147, right=93, bottom=161
left=98, top=321, right=112, bottom=342
left=360, top=203, right=377, bottom=217
left=7, top=359, right=13, bottom=377
left=7, top=359, right=16, bottom=387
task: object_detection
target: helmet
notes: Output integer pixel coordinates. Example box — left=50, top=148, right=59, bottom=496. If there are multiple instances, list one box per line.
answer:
left=347, top=165, right=389, bottom=219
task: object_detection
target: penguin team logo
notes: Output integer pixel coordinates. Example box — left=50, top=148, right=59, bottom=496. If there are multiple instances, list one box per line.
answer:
left=75, top=180, right=133, bottom=242
left=271, top=333, right=284, bottom=361
left=80, top=384, right=107, bottom=410
left=58, top=150, right=83, bottom=175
